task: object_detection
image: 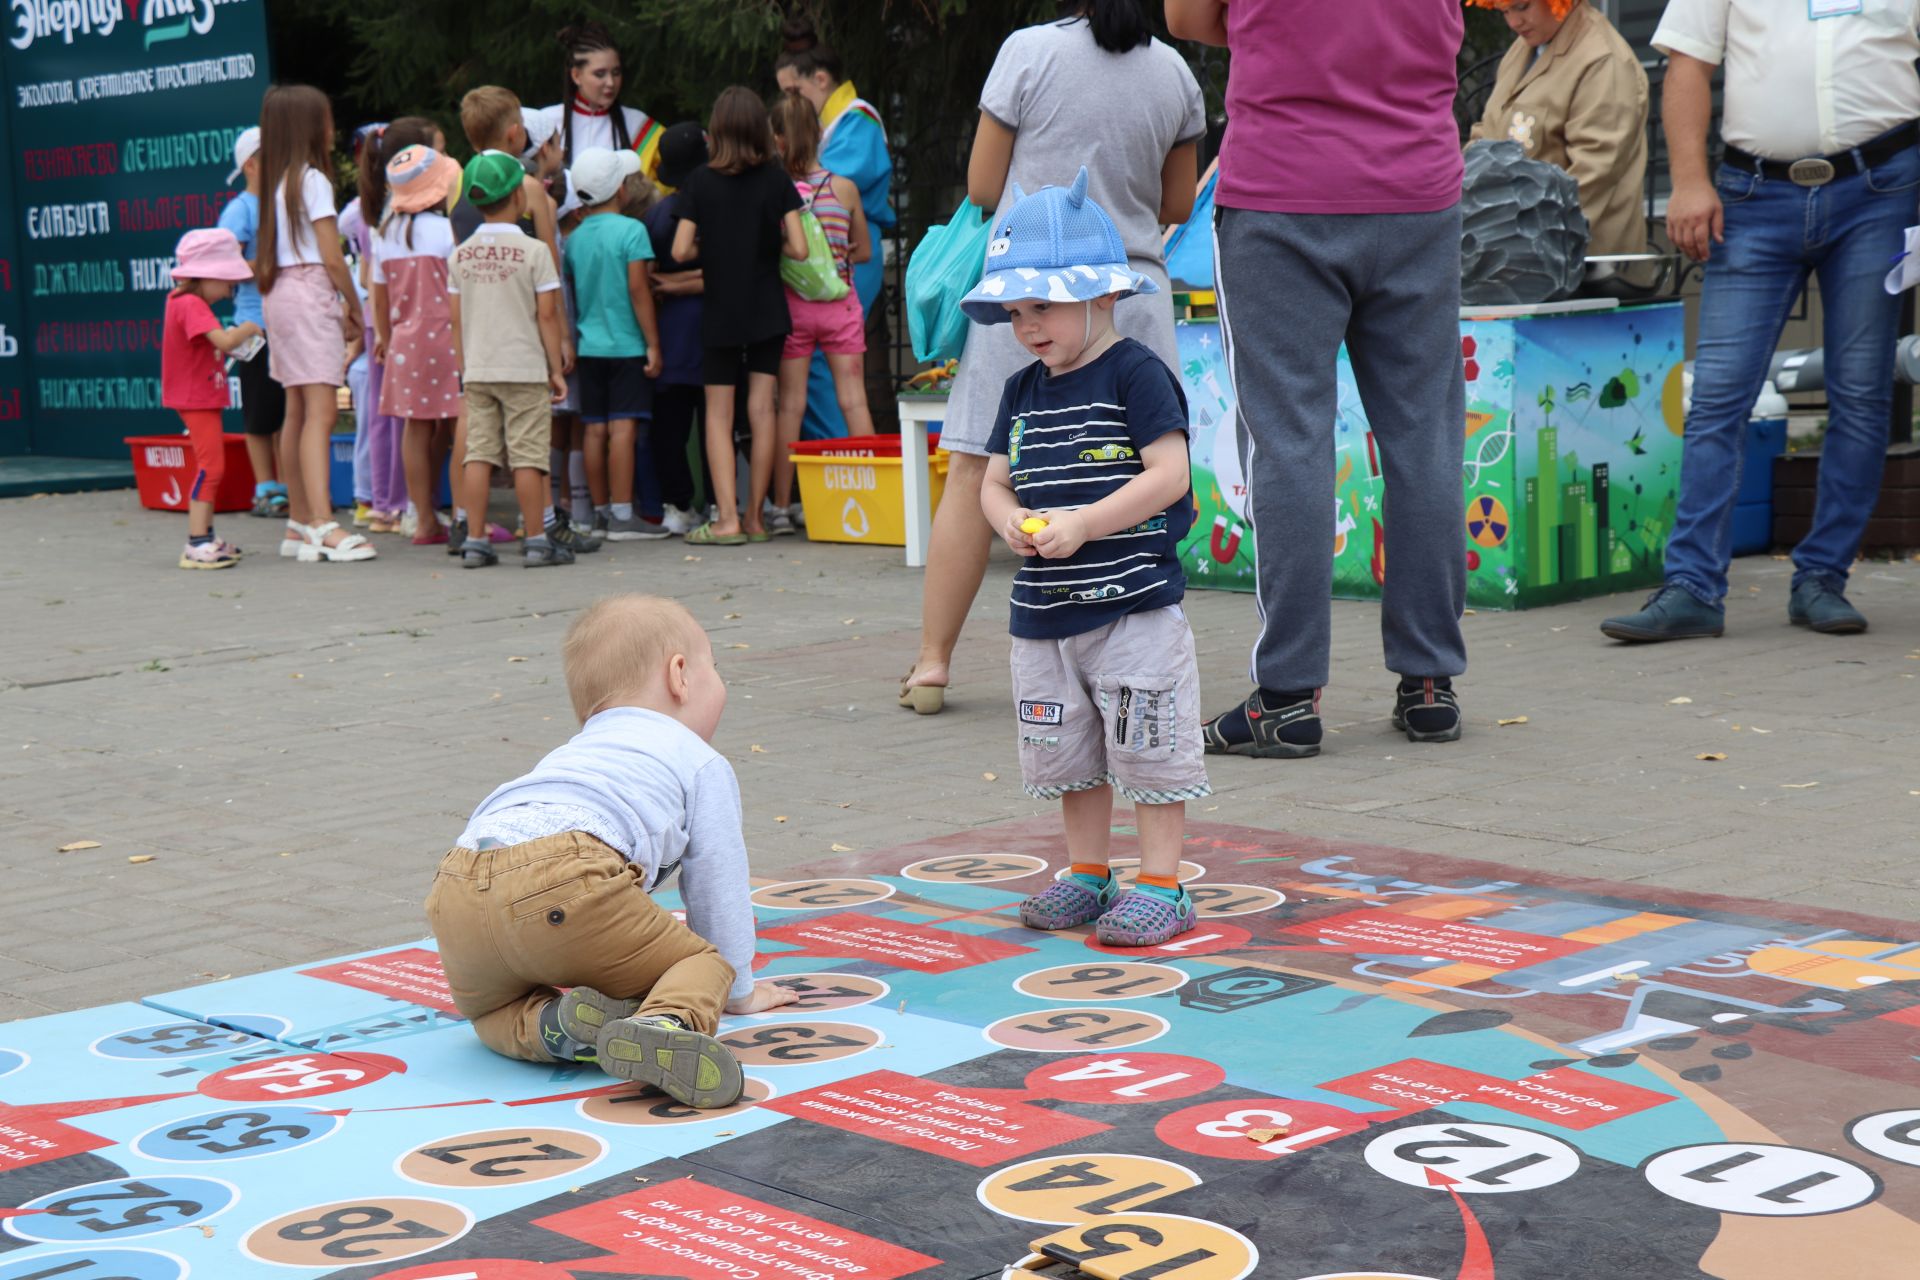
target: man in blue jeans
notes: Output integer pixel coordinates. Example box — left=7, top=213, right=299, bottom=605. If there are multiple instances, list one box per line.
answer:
left=1603, top=0, right=1920, bottom=642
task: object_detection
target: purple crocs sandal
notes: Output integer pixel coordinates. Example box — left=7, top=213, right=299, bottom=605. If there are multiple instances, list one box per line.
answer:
left=1020, top=877, right=1115, bottom=931
left=1095, top=888, right=1197, bottom=948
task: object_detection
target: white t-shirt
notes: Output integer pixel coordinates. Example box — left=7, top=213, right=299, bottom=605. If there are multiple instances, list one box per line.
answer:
left=1654, top=0, right=1920, bottom=159
left=369, top=211, right=458, bottom=283
left=272, top=166, right=339, bottom=266
left=539, top=102, right=649, bottom=161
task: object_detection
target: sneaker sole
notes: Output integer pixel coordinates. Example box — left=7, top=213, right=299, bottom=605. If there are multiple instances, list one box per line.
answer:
left=1393, top=713, right=1463, bottom=743
left=1791, top=615, right=1867, bottom=635
left=1205, top=739, right=1321, bottom=760
left=1599, top=622, right=1723, bottom=642
left=1020, top=906, right=1104, bottom=930
left=604, top=531, right=672, bottom=541
left=596, top=1020, right=744, bottom=1109
left=177, top=557, right=238, bottom=570
left=1096, top=918, right=1197, bottom=947
left=556, top=989, right=640, bottom=1043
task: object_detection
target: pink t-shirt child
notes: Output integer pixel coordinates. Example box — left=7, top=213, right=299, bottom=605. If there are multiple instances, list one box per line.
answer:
left=1216, top=0, right=1464, bottom=215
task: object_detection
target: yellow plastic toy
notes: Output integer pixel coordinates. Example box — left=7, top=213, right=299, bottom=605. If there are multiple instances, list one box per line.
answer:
left=1020, top=517, right=1049, bottom=534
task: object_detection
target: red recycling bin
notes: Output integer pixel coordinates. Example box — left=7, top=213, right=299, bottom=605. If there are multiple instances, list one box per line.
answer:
left=126, top=434, right=257, bottom=513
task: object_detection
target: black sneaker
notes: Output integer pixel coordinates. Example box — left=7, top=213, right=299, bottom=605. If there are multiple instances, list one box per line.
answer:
left=1393, top=677, right=1462, bottom=743
left=523, top=539, right=575, bottom=568
left=547, top=509, right=602, bottom=553
left=460, top=538, right=498, bottom=569
left=1201, top=688, right=1322, bottom=759
left=445, top=517, right=467, bottom=557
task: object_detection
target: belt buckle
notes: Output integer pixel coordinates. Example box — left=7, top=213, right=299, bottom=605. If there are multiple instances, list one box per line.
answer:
left=1788, top=157, right=1836, bottom=187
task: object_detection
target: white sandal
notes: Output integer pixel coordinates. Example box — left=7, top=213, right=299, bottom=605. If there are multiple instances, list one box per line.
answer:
left=298, top=520, right=377, bottom=563
left=279, top=520, right=311, bottom=558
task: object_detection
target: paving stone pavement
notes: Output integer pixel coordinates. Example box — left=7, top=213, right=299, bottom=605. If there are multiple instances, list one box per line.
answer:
left=3, top=489, right=1918, bottom=1022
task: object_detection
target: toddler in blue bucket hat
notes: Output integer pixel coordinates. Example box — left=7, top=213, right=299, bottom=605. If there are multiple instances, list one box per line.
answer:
left=970, top=168, right=1210, bottom=949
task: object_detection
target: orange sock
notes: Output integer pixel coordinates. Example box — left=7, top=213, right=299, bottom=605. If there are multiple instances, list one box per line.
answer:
left=1070, top=862, right=1112, bottom=881
left=1136, top=872, right=1181, bottom=890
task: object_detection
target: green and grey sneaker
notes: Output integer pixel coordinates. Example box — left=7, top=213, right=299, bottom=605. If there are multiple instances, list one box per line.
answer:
left=547, top=508, right=603, bottom=553
left=595, top=1015, right=745, bottom=1109
left=555, top=986, right=640, bottom=1043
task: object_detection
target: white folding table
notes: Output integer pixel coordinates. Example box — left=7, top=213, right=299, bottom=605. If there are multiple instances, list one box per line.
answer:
left=895, top=391, right=949, bottom=568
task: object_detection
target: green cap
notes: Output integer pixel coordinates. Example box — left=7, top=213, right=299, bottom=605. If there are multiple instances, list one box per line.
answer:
left=463, top=150, right=523, bottom=206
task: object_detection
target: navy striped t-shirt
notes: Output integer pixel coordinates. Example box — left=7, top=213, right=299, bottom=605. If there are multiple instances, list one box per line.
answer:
left=986, top=338, right=1193, bottom=640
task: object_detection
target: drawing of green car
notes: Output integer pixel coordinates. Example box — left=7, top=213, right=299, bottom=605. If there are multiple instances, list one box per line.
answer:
left=1078, top=443, right=1135, bottom=462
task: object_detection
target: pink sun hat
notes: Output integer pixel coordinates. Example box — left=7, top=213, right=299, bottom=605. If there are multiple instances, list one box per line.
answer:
left=170, top=227, right=254, bottom=282
left=386, top=144, right=463, bottom=214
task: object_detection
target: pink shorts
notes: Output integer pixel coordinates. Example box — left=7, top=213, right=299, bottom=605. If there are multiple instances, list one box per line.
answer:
left=783, top=291, right=865, bottom=361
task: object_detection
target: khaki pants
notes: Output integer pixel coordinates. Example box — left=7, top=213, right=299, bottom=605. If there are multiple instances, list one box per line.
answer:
left=425, top=831, right=734, bottom=1062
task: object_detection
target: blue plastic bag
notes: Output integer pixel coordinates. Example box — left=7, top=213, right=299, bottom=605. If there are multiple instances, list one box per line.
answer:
left=905, top=196, right=993, bottom=364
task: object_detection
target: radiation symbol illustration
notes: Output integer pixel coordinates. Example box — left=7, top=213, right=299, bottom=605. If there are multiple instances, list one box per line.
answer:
left=1466, top=494, right=1508, bottom=548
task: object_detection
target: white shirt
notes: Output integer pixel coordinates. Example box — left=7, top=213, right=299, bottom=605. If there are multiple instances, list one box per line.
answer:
left=1653, top=0, right=1920, bottom=160
left=537, top=102, right=649, bottom=162
left=369, top=211, right=457, bottom=283
left=271, top=166, right=338, bottom=266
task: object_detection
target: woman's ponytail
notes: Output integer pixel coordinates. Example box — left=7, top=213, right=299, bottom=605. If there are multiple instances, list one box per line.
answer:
left=1058, top=0, right=1151, bottom=54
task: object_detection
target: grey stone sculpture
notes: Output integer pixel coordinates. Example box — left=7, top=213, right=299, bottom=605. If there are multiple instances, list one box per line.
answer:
left=1460, top=141, right=1591, bottom=306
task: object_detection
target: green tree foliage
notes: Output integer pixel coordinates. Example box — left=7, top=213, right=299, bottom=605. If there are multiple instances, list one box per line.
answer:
left=272, top=0, right=1095, bottom=237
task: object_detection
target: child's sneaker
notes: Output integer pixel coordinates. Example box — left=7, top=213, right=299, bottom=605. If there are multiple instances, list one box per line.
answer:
left=787, top=501, right=806, bottom=532
left=178, top=541, right=239, bottom=570
left=249, top=491, right=278, bottom=518
left=352, top=501, right=374, bottom=527
left=556, top=987, right=640, bottom=1042
left=606, top=513, right=670, bottom=541
left=1095, top=887, right=1197, bottom=948
left=212, top=538, right=244, bottom=559
left=1020, top=874, right=1119, bottom=931
left=766, top=507, right=796, bottom=537
left=547, top=509, right=603, bottom=553
left=460, top=538, right=498, bottom=569
left=596, top=1014, right=744, bottom=1109
left=523, top=539, right=576, bottom=568
left=444, top=518, right=466, bottom=555
left=661, top=503, right=700, bottom=536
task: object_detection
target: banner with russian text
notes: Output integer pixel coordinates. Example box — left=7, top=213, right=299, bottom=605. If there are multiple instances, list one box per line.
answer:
left=5, top=0, right=272, bottom=457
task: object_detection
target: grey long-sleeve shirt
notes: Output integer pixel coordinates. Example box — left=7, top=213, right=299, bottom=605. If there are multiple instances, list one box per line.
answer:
left=456, top=707, right=756, bottom=1001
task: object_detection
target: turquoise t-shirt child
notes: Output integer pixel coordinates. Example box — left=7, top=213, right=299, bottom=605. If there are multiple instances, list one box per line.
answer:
left=215, top=192, right=265, bottom=329
left=563, top=212, right=654, bottom=359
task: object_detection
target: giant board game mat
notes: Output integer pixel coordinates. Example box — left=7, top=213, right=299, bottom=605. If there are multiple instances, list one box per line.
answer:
left=4, top=817, right=1919, bottom=1279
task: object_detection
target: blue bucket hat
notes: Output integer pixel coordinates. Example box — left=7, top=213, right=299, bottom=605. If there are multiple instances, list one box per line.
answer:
left=959, top=167, right=1158, bottom=324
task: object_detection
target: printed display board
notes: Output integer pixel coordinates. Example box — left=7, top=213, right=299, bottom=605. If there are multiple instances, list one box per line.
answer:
left=1175, top=303, right=1685, bottom=610
left=3, top=0, right=273, bottom=458
left=3, top=817, right=1918, bottom=1278
left=0, top=53, right=25, bottom=453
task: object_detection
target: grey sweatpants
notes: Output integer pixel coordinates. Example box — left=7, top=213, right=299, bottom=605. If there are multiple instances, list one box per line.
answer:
left=1214, top=205, right=1468, bottom=691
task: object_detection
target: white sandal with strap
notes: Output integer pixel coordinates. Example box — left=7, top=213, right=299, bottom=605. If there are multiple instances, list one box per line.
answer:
left=280, top=520, right=311, bottom=558
left=298, top=520, right=377, bottom=563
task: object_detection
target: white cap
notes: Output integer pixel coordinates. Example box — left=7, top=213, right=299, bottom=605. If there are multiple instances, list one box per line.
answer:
left=227, top=126, right=260, bottom=186
left=520, top=106, right=559, bottom=161
left=569, top=147, right=641, bottom=206
left=552, top=169, right=581, bottom=221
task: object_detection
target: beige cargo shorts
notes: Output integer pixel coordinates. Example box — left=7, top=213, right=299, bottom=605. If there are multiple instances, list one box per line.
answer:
left=1009, top=605, right=1211, bottom=805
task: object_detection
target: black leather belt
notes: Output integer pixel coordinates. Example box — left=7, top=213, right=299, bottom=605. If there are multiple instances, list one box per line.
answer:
left=1723, top=120, right=1920, bottom=186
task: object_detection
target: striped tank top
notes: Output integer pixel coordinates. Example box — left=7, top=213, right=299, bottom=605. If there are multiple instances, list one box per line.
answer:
left=800, top=168, right=854, bottom=284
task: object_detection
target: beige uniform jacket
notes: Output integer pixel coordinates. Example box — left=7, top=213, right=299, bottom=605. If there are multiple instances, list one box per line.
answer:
left=1469, top=3, right=1651, bottom=256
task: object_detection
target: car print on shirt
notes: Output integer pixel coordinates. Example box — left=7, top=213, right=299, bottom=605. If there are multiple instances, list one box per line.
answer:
left=1078, top=443, right=1136, bottom=462
left=1069, top=583, right=1126, bottom=602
